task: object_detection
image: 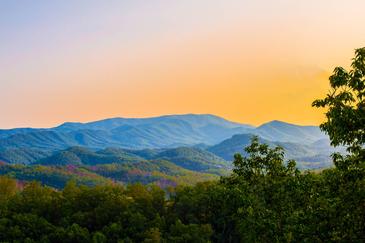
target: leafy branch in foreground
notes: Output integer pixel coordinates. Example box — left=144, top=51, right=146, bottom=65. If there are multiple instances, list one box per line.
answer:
left=313, top=47, right=365, bottom=169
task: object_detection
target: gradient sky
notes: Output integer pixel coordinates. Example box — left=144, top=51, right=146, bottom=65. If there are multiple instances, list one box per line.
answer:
left=1, top=0, right=365, bottom=128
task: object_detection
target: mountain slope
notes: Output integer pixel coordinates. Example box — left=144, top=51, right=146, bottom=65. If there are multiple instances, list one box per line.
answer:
left=208, top=133, right=337, bottom=169
left=0, top=114, right=254, bottom=153
left=37, top=147, right=144, bottom=166
left=36, top=146, right=228, bottom=174
left=0, top=148, right=52, bottom=164
left=254, top=120, right=326, bottom=144
left=0, top=160, right=219, bottom=189
left=153, top=147, right=227, bottom=171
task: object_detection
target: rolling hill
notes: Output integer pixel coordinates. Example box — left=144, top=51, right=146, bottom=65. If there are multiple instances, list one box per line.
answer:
left=0, top=114, right=253, bottom=152
left=0, top=159, right=219, bottom=189
left=36, top=146, right=229, bottom=174
left=0, top=114, right=337, bottom=171
left=208, top=134, right=343, bottom=169
left=254, top=120, right=327, bottom=144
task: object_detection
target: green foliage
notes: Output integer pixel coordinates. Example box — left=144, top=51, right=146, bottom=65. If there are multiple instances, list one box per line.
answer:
left=313, top=47, right=365, bottom=162
left=231, top=136, right=298, bottom=182
left=0, top=163, right=113, bottom=189
left=0, top=176, right=17, bottom=201
left=0, top=136, right=364, bottom=242
left=0, top=159, right=220, bottom=190
left=38, top=146, right=144, bottom=166
left=37, top=146, right=229, bottom=174
left=156, top=147, right=227, bottom=173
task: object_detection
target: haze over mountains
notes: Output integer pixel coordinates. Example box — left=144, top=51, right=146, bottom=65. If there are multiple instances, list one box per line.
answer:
left=0, top=114, right=345, bottom=188
left=0, top=114, right=325, bottom=148
left=0, top=114, right=253, bottom=149
left=0, top=114, right=339, bottom=168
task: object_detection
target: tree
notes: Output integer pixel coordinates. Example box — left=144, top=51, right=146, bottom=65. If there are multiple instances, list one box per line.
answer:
left=312, top=47, right=365, bottom=167
left=92, top=231, right=107, bottom=243
left=0, top=176, right=17, bottom=202
left=312, top=47, right=365, bottom=240
left=64, top=223, right=90, bottom=243
left=143, top=228, right=162, bottom=243
left=231, top=136, right=298, bottom=183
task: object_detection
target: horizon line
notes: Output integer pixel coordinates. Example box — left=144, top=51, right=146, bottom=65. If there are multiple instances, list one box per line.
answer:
left=0, top=113, right=322, bottom=130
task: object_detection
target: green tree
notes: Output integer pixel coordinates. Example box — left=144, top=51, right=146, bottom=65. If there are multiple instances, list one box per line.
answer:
left=0, top=176, right=17, bottom=202
left=92, top=231, right=107, bottom=243
left=168, top=220, right=212, bottom=243
left=65, top=223, right=90, bottom=243
left=231, top=136, right=298, bottom=183
left=143, top=227, right=162, bottom=243
left=312, top=47, right=365, bottom=241
left=313, top=47, right=365, bottom=168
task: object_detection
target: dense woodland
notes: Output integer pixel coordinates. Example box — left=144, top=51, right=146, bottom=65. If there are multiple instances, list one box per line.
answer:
left=0, top=48, right=364, bottom=242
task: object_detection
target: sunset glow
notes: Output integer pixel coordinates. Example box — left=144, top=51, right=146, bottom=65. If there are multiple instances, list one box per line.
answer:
left=1, top=0, right=365, bottom=128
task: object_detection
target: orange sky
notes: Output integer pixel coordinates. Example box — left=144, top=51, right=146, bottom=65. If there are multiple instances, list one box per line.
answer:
left=1, top=1, right=364, bottom=128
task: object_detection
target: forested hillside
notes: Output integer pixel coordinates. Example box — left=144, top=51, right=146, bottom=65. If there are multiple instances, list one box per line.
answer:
left=0, top=146, right=227, bottom=189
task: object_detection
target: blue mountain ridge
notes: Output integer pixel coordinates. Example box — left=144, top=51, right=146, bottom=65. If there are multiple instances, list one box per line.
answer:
left=0, top=114, right=337, bottom=169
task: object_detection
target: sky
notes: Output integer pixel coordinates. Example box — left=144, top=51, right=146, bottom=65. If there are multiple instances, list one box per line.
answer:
left=1, top=0, right=364, bottom=128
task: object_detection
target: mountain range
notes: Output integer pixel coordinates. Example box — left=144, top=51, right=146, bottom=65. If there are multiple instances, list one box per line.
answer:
left=0, top=114, right=344, bottom=188
left=0, top=114, right=327, bottom=149
left=0, top=114, right=254, bottom=150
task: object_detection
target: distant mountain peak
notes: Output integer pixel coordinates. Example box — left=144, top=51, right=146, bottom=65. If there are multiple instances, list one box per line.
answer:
left=259, top=120, right=317, bottom=129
